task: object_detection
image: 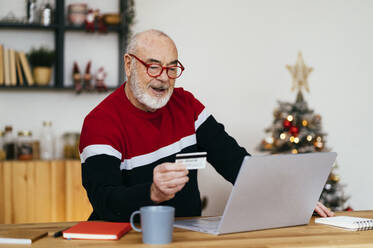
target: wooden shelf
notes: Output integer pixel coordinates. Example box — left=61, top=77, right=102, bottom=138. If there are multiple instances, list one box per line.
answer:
left=64, top=24, right=122, bottom=32
left=0, top=85, right=118, bottom=91
left=0, top=22, right=58, bottom=30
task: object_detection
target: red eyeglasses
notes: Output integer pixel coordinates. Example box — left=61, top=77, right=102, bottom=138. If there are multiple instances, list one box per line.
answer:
left=129, top=53, right=185, bottom=79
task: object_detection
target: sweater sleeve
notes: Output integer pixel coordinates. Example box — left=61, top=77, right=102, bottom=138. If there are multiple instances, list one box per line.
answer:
left=196, top=115, right=250, bottom=184
left=82, top=154, right=154, bottom=222
left=181, top=89, right=250, bottom=184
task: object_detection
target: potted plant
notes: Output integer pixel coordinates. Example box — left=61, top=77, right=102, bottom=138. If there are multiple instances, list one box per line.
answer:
left=28, top=47, right=55, bottom=86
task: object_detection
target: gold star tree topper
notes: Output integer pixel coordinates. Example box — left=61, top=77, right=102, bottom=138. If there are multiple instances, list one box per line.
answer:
left=286, top=52, right=313, bottom=93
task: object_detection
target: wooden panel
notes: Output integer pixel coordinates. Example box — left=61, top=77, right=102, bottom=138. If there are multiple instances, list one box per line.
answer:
left=34, top=161, right=52, bottom=223
left=0, top=162, right=4, bottom=223
left=11, top=161, right=29, bottom=223
left=50, top=160, right=66, bottom=222
left=3, top=162, right=13, bottom=224
left=65, top=160, right=92, bottom=221
left=26, top=162, right=36, bottom=223
left=0, top=160, right=92, bottom=224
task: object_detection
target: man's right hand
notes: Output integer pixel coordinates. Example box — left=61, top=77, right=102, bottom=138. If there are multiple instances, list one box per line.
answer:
left=150, top=162, right=189, bottom=203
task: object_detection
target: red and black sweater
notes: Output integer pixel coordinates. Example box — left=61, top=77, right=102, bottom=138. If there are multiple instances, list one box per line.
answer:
left=79, top=83, right=248, bottom=221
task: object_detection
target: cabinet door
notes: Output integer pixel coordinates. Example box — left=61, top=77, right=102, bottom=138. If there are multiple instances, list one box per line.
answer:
left=0, top=160, right=92, bottom=224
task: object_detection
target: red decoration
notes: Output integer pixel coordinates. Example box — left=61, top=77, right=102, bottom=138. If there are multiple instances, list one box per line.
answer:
left=85, top=9, right=95, bottom=32
left=290, top=126, right=299, bottom=136
left=97, top=14, right=107, bottom=33
left=73, top=61, right=82, bottom=94
left=283, top=119, right=291, bottom=129
left=95, top=67, right=108, bottom=92
left=344, top=207, right=353, bottom=211
left=84, top=61, right=93, bottom=91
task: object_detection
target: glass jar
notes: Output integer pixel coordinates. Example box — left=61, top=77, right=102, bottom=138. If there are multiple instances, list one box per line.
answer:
left=4, top=125, right=16, bottom=160
left=0, top=131, right=5, bottom=161
left=17, top=130, right=33, bottom=160
left=40, top=2, right=52, bottom=26
left=63, top=132, right=80, bottom=159
left=40, top=121, right=55, bottom=160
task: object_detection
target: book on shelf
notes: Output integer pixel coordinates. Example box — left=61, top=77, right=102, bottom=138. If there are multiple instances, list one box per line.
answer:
left=15, top=51, right=24, bottom=85
left=0, top=46, right=34, bottom=87
left=18, top=51, right=34, bottom=86
left=3, top=48, right=10, bottom=85
left=0, top=229, right=47, bottom=245
left=9, top=49, right=17, bottom=85
left=315, top=216, right=373, bottom=231
left=63, top=221, right=131, bottom=240
left=0, top=44, right=3, bottom=85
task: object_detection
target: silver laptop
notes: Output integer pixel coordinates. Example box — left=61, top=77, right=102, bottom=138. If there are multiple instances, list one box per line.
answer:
left=174, top=152, right=337, bottom=235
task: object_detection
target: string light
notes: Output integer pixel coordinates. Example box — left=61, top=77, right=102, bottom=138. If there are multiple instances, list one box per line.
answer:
left=307, top=135, right=313, bottom=141
left=289, top=136, right=295, bottom=142
left=302, top=120, right=308, bottom=126
left=265, top=137, right=274, bottom=144
left=280, top=133, right=286, bottom=140
left=294, top=137, right=300, bottom=143
left=291, top=149, right=298, bottom=154
left=287, top=115, right=294, bottom=121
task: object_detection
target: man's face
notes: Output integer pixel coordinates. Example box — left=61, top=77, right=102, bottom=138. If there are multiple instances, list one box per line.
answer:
left=127, top=35, right=178, bottom=112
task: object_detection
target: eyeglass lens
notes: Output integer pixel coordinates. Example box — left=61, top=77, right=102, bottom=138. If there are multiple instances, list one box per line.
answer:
left=148, top=65, right=182, bottom=78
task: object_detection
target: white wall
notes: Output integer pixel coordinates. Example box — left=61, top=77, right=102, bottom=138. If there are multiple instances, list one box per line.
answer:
left=1, top=0, right=373, bottom=215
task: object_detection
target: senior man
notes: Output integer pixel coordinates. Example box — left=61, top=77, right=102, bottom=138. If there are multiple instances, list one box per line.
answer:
left=79, top=29, right=333, bottom=221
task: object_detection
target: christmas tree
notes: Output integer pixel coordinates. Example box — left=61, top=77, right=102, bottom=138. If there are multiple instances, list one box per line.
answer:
left=258, top=52, right=350, bottom=211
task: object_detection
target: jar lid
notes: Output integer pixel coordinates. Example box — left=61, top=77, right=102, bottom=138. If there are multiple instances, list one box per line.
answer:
left=18, top=130, right=32, bottom=136
left=43, top=121, right=52, bottom=126
left=63, top=132, right=79, bottom=137
left=5, top=126, right=12, bottom=132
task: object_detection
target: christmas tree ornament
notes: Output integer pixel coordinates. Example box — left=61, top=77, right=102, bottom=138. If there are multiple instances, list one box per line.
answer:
left=286, top=51, right=313, bottom=93
left=290, top=126, right=299, bottom=136
left=283, top=119, right=292, bottom=129
left=331, top=174, right=340, bottom=182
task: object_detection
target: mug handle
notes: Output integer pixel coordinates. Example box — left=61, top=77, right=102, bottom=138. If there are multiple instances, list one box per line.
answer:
left=130, top=210, right=142, bottom=232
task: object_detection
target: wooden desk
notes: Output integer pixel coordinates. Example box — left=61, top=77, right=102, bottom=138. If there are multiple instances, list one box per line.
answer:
left=1, top=211, right=372, bottom=248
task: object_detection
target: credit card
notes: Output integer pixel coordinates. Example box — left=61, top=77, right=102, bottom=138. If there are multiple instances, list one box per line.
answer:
left=175, top=152, right=207, bottom=170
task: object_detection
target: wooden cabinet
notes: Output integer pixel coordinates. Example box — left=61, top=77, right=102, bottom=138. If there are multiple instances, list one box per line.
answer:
left=0, top=160, right=92, bottom=224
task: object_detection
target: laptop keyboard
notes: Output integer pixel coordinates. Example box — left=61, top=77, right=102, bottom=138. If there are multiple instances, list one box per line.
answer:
left=190, top=216, right=222, bottom=231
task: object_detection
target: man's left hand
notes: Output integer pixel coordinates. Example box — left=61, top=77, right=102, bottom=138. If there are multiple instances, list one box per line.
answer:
left=314, top=201, right=335, bottom=217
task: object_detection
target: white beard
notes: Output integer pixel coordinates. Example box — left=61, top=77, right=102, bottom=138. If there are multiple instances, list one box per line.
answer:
left=129, top=69, right=173, bottom=110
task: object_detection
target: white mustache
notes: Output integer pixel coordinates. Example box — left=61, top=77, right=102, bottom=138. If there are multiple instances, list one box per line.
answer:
left=148, top=83, right=169, bottom=90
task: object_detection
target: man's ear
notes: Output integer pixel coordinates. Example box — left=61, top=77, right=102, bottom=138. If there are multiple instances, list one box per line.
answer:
left=124, top=54, right=132, bottom=79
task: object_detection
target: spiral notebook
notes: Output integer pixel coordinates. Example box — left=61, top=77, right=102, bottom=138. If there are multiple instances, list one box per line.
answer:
left=315, top=216, right=373, bottom=231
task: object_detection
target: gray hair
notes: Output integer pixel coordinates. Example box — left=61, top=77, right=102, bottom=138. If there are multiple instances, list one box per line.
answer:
left=126, top=29, right=172, bottom=54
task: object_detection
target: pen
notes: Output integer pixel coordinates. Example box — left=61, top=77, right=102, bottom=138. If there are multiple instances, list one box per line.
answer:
left=53, top=228, right=68, bottom=238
